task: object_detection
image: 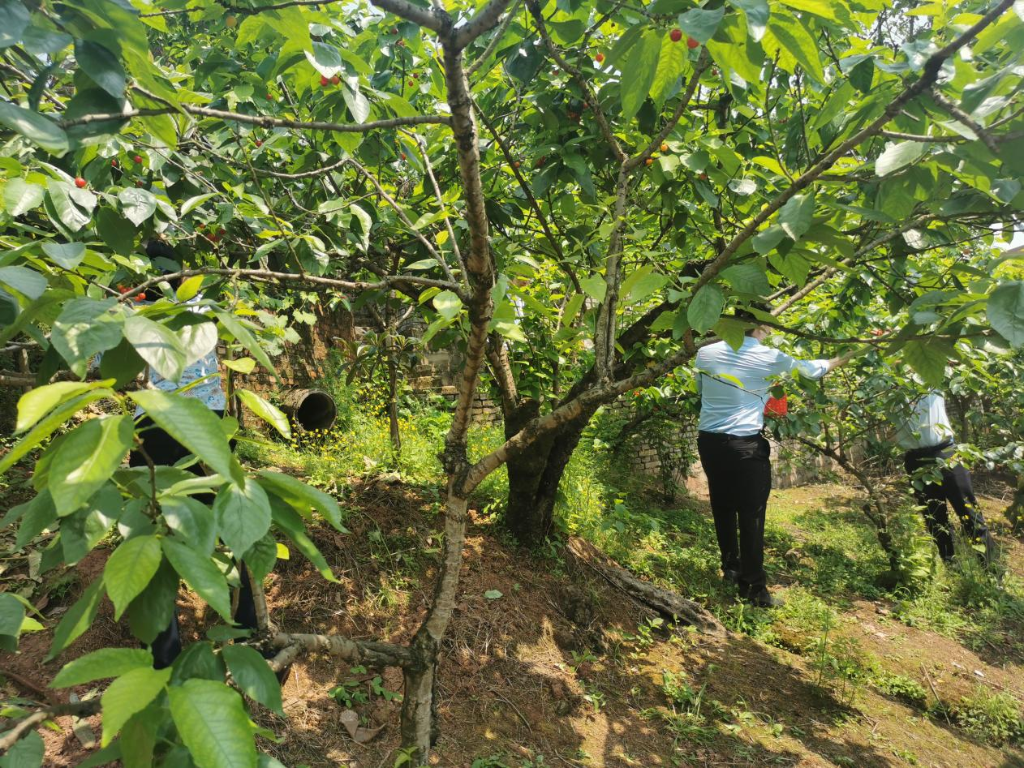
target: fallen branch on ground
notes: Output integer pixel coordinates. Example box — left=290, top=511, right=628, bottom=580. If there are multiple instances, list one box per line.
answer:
left=566, top=536, right=725, bottom=636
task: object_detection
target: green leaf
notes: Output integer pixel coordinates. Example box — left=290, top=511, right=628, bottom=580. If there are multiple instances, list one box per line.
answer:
left=129, top=390, right=245, bottom=486
left=0, top=389, right=113, bottom=474
left=349, top=202, right=372, bottom=250
left=903, top=338, right=953, bottom=387
left=41, top=241, right=86, bottom=269
left=0, top=265, right=47, bottom=299
left=621, top=268, right=669, bottom=304
left=48, top=577, right=105, bottom=660
left=3, top=178, right=45, bottom=216
left=61, top=486, right=119, bottom=565
left=242, top=533, right=277, bottom=583
left=46, top=180, right=90, bottom=231
left=270, top=498, right=337, bottom=583
left=0, top=0, right=31, bottom=49
left=124, top=314, right=187, bottom=381
left=236, top=390, right=291, bottom=440
left=721, top=263, right=770, bottom=295
left=620, top=30, right=662, bottom=122
left=432, top=290, right=463, bottom=321
left=215, top=311, right=278, bottom=383
left=222, top=645, right=284, bottom=716
left=126, top=559, right=178, bottom=645
left=304, top=41, right=341, bottom=76
left=168, top=680, right=257, bottom=768
left=651, top=32, right=689, bottom=106
left=714, top=317, right=748, bottom=350
left=876, top=141, right=929, bottom=176
left=14, top=490, right=56, bottom=550
left=484, top=589, right=503, bottom=600
left=50, top=296, right=123, bottom=377
left=580, top=274, right=607, bottom=302
left=777, top=0, right=839, bottom=21
left=161, top=496, right=216, bottom=557
left=75, top=40, right=126, bottom=100
left=101, top=666, right=171, bottom=746
left=0, top=102, right=68, bottom=155
left=171, top=641, right=226, bottom=685
left=118, top=187, right=158, bottom=226
left=51, top=648, right=153, bottom=688
left=687, top=284, right=725, bottom=333
left=49, top=415, right=133, bottom=516
left=763, top=12, right=823, bottom=84
left=222, top=358, right=256, bottom=374
left=162, top=538, right=232, bottom=622
left=987, top=281, right=1024, bottom=347
left=752, top=225, right=786, bottom=255
left=778, top=194, right=815, bottom=240
left=176, top=275, right=205, bottom=302
left=104, top=535, right=163, bottom=620
left=727, top=0, right=769, bottom=41
left=256, top=470, right=346, bottom=532
left=0, top=730, right=43, bottom=768
left=214, top=479, right=272, bottom=557
left=0, top=593, right=26, bottom=637
left=678, top=6, right=725, bottom=42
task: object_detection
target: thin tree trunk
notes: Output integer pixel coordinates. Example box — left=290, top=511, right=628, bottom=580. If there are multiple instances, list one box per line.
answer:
left=386, top=345, right=402, bottom=457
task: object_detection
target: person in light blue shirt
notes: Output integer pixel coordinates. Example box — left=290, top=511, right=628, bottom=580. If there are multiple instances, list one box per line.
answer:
left=694, top=313, right=853, bottom=607
left=898, top=390, right=995, bottom=566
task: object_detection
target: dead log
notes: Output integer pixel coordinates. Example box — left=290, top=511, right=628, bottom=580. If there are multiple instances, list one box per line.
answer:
left=566, top=536, right=725, bottom=636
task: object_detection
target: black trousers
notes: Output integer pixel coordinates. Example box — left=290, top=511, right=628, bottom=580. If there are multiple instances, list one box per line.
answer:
left=698, top=431, right=772, bottom=594
left=904, top=443, right=995, bottom=564
left=129, top=413, right=258, bottom=668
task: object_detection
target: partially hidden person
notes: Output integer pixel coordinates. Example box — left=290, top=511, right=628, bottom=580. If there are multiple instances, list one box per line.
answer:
left=896, top=388, right=997, bottom=568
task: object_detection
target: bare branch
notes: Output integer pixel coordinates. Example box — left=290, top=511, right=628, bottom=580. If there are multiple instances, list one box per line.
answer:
left=371, top=0, right=449, bottom=34
left=929, top=87, right=1000, bottom=153
left=466, top=0, right=521, bottom=78
left=270, top=632, right=414, bottom=670
left=141, top=0, right=341, bottom=17
left=118, top=268, right=462, bottom=304
left=0, top=701, right=100, bottom=753
left=454, top=0, right=516, bottom=49
left=60, top=106, right=451, bottom=133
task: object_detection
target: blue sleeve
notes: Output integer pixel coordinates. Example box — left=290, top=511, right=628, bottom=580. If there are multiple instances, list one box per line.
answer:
left=770, top=349, right=829, bottom=380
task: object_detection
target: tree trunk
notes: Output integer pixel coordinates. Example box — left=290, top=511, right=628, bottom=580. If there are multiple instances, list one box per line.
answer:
left=386, top=347, right=401, bottom=457
left=504, top=400, right=597, bottom=546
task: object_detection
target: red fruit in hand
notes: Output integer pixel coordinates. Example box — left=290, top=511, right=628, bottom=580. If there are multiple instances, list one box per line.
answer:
left=670, top=28, right=682, bottom=42
left=687, top=36, right=699, bottom=49
left=320, top=75, right=329, bottom=86
left=595, top=52, right=605, bottom=64
left=74, top=177, right=87, bottom=188
left=133, top=155, right=143, bottom=164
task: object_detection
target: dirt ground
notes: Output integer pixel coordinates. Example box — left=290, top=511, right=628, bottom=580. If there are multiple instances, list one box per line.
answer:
left=2, top=478, right=1024, bottom=767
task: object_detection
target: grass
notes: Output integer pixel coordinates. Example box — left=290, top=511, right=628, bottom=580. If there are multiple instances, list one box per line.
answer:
left=237, top=380, right=1024, bottom=756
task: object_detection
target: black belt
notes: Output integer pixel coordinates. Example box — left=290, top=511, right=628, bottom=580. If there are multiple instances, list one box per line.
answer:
left=904, top=439, right=954, bottom=460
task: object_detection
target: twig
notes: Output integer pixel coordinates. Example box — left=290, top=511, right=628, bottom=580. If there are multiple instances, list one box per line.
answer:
left=0, top=700, right=100, bottom=753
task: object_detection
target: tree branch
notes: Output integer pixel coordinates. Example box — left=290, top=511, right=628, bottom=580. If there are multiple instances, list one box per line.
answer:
left=270, top=632, right=414, bottom=670
left=0, top=701, right=100, bottom=753
left=454, top=0, right=516, bottom=49
left=60, top=107, right=451, bottom=134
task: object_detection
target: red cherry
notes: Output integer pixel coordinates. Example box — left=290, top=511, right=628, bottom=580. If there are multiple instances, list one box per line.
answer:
left=136, top=180, right=144, bottom=187
left=699, top=172, right=708, bottom=180
left=391, top=27, right=398, bottom=34
left=408, top=80, right=414, bottom=87
left=255, top=139, right=262, bottom=147
left=687, top=36, right=699, bottom=49
left=331, top=74, right=341, bottom=85
left=645, top=157, right=653, bottom=166
left=218, top=228, right=226, bottom=236
left=400, top=152, right=407, bottom=160
left=513, top=161, right=521, bottom=169
left=118, top=285, right=130, bottom=294
left=134, top=293, right=145, bottom=303
left=670, top=28, right=682, bottom=42
left=133, top=155, right=143, bottom=164
left=595, top=52, right=605, bottom=64
left=320, top=75, right=329, bottom=86
left=111, top=159, right=118, bottom=168
left=413, top=72, right=419, bottom=78
left=74, top=177, right=87, bottom=188
left=397, top=39, right=405, bottom=47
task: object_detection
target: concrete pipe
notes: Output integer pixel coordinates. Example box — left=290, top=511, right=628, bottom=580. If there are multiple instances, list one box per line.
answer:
left=280, top=389, right=337, bottom=432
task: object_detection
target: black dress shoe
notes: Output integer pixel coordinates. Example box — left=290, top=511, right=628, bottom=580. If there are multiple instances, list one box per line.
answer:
left=723, top=569, right=739, bottom=585
left=745, top=589, right=784, bottom=608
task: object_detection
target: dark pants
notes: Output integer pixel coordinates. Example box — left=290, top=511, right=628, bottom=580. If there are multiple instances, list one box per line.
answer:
left=129, top=413, right=258, bottom=668
left=698, top=431, right=772, bottom=594
left=904, top=443, right=995, bottom=565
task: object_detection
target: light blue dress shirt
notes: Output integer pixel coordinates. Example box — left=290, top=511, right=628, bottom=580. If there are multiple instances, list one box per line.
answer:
left=695, top=337, right=829, bottom=436
left=896, top=391, right=954, bottom=450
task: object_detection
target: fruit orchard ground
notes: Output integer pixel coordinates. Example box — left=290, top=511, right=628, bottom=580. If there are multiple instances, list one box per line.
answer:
left=2, top=479, right=1023, bottom=767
